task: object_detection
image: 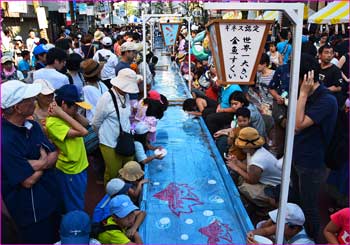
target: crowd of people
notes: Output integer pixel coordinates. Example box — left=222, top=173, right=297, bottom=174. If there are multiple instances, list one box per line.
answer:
left=180, top=23, right=349, bottom=244
left=1, top=24, right=168, bottom=244
left=1, top=20, right=349, bottom=244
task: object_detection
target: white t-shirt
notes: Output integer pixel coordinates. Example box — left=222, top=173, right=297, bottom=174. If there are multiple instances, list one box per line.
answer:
left=83, top=82, right=108, bottom=122
left=249, top=147, right=282, bottom=186
left=93, top=49, right=118, bottom=80
left=134, top=141, right=147, bottom=162
left=26, top=37, right=39, bottom=53
left=33, top=68, right=69, bottom=90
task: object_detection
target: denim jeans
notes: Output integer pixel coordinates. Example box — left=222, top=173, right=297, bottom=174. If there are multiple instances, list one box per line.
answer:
left=291, top=164, right=327, bottom=241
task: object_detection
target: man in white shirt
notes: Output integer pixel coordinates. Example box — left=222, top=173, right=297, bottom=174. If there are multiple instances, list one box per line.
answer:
left=226, top=127, right=281, bottom=207
left=33, top=48, right=69, bottom=90
left=93, top=37, right=118, bottom=88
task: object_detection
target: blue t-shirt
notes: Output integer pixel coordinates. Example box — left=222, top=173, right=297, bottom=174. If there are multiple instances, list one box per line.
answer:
left=277, top=41, right=292, bottom=65
left=18, top=59, right=30, bottom=73
left=293, top=84, right=338, bottom=168
left=220, top=84, right=242, bottom=109
left=2, top=118, right=60, bottom=227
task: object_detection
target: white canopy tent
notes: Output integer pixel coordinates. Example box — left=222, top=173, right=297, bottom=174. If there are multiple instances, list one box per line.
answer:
left=308, top=1, right=349, bottom=24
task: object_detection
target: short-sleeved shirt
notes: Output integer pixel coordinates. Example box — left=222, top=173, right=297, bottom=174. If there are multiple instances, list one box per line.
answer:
left=115, top=61, right=130, bottom=76
left=134, top=141, right=147, bottom=162
left=46, top=116, right=89, bottom=174
left=293, top=84, right=338, bottom=168
left=2, top=118, right=60, bottom=227
left=220, top=84, right=242, bottom=109
left=98, top=216, right=130, bottom=244
left=249, top=147, right=282, bottom=186
left=33, top=68, right=69, bottom=90
left=18, top=59, right=30, bottom=73
left=319, top=64, right=343, bottom=89
left=330, top=208, right=350, bottom=244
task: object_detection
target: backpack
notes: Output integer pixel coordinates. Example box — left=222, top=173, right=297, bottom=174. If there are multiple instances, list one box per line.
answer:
left=90, top=219, right=121, bottom=239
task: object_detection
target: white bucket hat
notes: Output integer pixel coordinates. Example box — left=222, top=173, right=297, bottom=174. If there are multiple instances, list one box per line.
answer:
left=1, top=80, right=42, bottom=109
left=111, top=68, right=139, bottom=94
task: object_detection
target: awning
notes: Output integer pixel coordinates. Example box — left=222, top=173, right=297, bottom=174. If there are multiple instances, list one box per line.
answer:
left=308, top=1, right=349, bottom=24
left=222, top=11, right=242, bottom=20
left=256, top=11, right=279, bottom=21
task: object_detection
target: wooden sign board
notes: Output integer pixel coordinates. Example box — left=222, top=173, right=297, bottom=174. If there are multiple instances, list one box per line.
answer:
left=206, top=19, right=273, bottom=85
left=160, top=22, right=181, bottom=47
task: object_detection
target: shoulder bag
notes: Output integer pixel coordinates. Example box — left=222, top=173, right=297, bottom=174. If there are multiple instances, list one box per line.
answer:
left=109, top=90, right=135, bottom=156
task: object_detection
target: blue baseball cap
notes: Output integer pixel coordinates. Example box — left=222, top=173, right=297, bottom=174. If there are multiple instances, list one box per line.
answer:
left=110, top=195, right=138, bottom=218
left=55, top=84, right=92, bottom=110
left=60, top=210, right=91, bottom=244
left=33, top=44, right=48, bottom=56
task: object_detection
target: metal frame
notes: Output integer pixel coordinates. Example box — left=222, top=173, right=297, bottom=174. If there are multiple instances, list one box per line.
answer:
left=204, top=2, right=304, bottom=244
left=142, top=14, right=191, bottom=98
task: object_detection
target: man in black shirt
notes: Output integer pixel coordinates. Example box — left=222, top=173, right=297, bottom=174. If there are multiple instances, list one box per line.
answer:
left=318, top=44, right=343, bottom=107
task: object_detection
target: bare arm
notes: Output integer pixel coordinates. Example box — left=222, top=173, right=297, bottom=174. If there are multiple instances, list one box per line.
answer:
left=196, top=98, right=208, bottom=112
left=323, top=221, right=341, bottom=244
left=328, top=85, right=342, bottom=92
left=226, top=159, right=261, bottom=184
left=21, top=171, right=44, bottom=188
left=126, top=211, right=146, bottom=238
left=295, top=71, right=315, bottom=132
left=48, top=102, right=88, bottom=138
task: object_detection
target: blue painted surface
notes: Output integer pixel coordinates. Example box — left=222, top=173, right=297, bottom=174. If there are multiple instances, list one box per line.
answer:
left=139, top=53, right=253, bottom=244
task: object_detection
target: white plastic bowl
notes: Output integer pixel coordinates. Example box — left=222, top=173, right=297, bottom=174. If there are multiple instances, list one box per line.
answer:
left=154, top=148, right=167, bottom=157
left=253, top=235, right=273, bottom=244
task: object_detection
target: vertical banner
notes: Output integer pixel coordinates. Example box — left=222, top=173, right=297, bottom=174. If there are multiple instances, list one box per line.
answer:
left=206, top=19, right=272, bottom=85
left=160, top=22, right=181, bottom=47
left=37, top=7, right=48, bottom=29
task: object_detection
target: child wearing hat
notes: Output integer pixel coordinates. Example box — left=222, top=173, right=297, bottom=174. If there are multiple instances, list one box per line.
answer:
left=246, top=203, right=314, bottom=244
left=118, top=161, right=148, bottom=204
left=46, top=84, right=92, bottom=212
left=226, top=127, right=282, bottom=208
left=93, top=178, right=132, bottom=223
left=55, top=210, right=101, bottom=244
left=98, top=195, right=145, bottom=244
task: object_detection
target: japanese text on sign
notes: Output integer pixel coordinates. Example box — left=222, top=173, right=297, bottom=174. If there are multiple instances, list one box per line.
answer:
left=220, top=23, right=267, bottom=83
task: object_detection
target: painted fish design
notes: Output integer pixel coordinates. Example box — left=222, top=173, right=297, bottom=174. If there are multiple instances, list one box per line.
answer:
left=153, top=182, right=204, bottom=216
left=199, top=220, right=233, bottom=244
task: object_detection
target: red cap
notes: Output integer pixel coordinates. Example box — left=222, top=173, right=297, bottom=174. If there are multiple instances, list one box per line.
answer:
left=148, top=90, right=163, bottom=104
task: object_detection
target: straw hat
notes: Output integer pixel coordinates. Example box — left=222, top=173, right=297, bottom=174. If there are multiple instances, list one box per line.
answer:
left=80, top=59, right=103, bottom=78
left=235, top=127, right=265, bottom=149
left=118, top=161, right=144, bottom=182
left=94, top=30, right=105, bottom=41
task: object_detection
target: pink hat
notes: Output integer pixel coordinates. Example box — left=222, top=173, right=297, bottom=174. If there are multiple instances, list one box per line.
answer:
left=148, top=90, right=163, bottom=104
